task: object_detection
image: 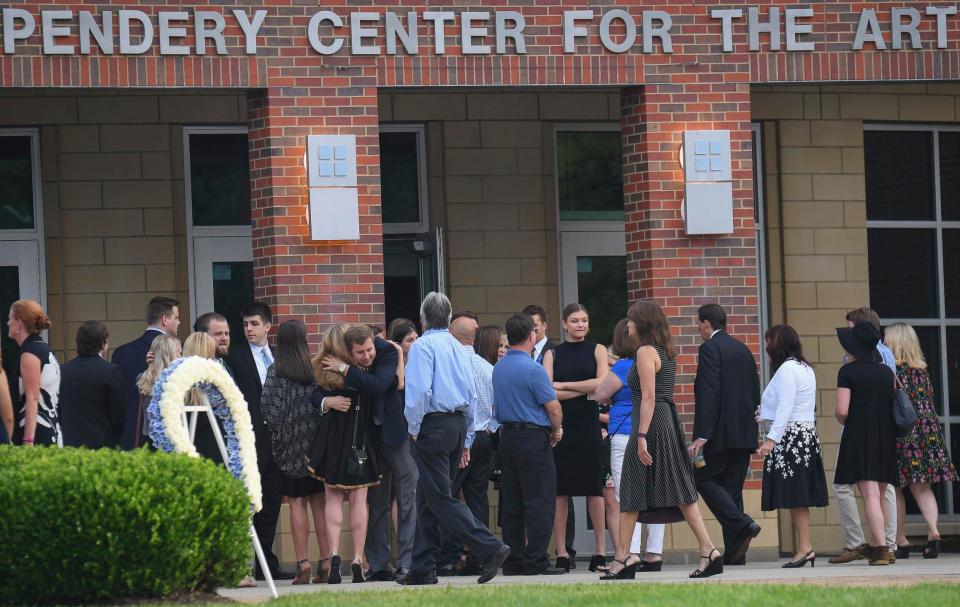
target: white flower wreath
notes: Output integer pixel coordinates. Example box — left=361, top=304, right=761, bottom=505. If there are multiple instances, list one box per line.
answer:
left=146, top=356, right=263, bottom=512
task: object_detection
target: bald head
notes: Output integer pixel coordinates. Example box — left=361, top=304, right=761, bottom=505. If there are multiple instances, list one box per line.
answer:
left=450, top=315, right=479, bottom=346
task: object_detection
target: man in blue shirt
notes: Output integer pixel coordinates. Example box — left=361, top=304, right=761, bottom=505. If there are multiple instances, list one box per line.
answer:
left=401, top=292, right=510, bottom=585
left=493, top=313, right=564, bottom=576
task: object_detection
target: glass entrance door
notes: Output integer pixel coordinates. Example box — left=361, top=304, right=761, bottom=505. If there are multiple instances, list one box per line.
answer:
left=192, top=236, right=254, bottom=341
left=560, top=231, right=627, bottom=347
left=0, top=240, right=42, bottom=383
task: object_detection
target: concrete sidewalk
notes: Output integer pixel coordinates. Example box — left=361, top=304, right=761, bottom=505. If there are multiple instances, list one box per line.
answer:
left=218, top=554, right=960, bottom=603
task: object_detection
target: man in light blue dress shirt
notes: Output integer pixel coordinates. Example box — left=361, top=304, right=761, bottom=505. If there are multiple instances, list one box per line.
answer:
left=400, top=292, right=510, bottom=585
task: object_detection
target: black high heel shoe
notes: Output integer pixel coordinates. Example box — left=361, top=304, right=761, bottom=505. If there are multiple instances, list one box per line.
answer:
left=783, top=550, right=816, bottom=568
left=689, top=548, right=723, bottom=578
left=599, top=557, right=636, bottom=580
left=555, top=556, right=571, bottom=572
left=637, top=559, right=663, bottom=572
left=351, top=558, right=366, bottom=583
left=588, top=554, right=607, bottom=572
left=327, top=555, right=342, bottom=584
left=895, top=545, right=911, bottom=560
left=924, top=538, right=941, bottom=559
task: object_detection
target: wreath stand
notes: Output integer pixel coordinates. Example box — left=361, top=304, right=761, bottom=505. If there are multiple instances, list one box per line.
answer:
left=183, top=403, right=279, bottom=599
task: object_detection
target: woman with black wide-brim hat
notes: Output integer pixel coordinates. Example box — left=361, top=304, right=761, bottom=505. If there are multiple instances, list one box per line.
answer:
left=833, top=320, right=898, bottom=566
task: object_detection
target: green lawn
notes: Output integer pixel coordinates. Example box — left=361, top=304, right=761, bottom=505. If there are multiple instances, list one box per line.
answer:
left=260, top=582, right=956, bottom=607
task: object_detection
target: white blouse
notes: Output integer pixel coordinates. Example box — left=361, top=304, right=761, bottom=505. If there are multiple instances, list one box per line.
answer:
left=759, top=359, right=817, bottom=443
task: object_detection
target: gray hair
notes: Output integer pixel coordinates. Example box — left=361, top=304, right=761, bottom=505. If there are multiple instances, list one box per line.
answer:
left=420, top=291, right=452, bottom=330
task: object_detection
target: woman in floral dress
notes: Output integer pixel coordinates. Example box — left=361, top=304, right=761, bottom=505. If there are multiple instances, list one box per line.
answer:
left=757, top=324, right=828, bottom=568
left=884, top=323, right=957, bottom=560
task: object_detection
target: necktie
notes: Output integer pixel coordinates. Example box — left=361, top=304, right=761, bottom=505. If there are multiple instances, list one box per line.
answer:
left=261, top=347, right=273, bottom=368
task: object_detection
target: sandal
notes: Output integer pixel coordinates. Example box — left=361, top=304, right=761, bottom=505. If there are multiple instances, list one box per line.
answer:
left=689, top=548, right=723, bottom=579
left=313, top=558, right=330, bottom=584
left=599, top=557, right=636, bottom=580
left=293, top=559, right=312, bottom=585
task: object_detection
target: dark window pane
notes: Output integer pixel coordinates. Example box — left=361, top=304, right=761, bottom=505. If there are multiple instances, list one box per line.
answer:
left=576, top=255, right=627, bottom=347
left=939, top=132, right=960, bottom=221
left=865, top=131, right=934, bottom=221
left=0, top=136, right=35, bottom=230
left=944, top=230, right=960, bottom=318
left=189, top=134, right=251, bottom=227
left=868, top=228, right=938, bottom=318
left=558, top=131, right=623, bottom=221
left=212, top=261, right=253, bottom=343
left=384, top=239, right=426, bottom=326
left=945, top=328, right=960, bottom=419
left=912, top=326, right=943, bottom=416
left=0, top=266, right=20, bottom=406
left=380, top=132, right=422, bottom=225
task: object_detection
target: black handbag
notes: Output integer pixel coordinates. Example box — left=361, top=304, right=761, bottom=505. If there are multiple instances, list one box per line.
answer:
left=346, top=400, right=369, bottom=477
left=892, top=375, right=918, bottom=437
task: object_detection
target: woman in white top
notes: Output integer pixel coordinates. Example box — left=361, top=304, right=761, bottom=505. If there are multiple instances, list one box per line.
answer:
left=757, top=324, right=828, bottom=568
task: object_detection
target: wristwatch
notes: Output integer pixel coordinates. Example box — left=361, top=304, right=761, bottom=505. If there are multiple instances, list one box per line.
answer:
left=338, top=363, right=348, bottom=375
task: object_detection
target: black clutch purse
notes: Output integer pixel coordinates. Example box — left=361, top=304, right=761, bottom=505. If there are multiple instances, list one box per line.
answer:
left=347, top=401, right=369, bottom=477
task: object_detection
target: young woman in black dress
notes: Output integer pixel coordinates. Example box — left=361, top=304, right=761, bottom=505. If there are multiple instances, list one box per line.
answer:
left=261, top=320, right=329, bottom=585
left=308, top=323, right=380, bottom=583
left=7, top=300, right=61, bottom=447
left=543, top=303, right=609, bottom=572
left=834, top=321, right=898, bottom=565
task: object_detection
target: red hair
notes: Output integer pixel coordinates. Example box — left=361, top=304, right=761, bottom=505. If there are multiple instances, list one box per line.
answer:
left=10, top=299, right=51, bottom=335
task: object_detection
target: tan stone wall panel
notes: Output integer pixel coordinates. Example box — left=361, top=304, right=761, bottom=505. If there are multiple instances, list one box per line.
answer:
left=62, top=210, right=144, bottom=238
left=63, top=265, right=145, bottom=294
left=78, top=97, right=159, bottom=124
left=60, top=153, right=141, bottom=181
left=63, top=238, right=105, bottom=266
left=100, top=125, right=171, bottom=152
left=103, top=181, right=173, bottom=209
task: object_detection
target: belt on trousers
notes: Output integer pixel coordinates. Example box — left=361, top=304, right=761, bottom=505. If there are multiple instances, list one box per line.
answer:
left=424, top=408, right=466, bottom=419
left=501, top=422, right=550, bottom=432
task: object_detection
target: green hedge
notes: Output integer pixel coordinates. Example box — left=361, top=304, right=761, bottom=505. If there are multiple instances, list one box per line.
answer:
left=0, top=447, right=251, bottom=605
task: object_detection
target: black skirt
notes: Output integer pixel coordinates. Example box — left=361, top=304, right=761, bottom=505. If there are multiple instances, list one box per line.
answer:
left=761, top=422, right=829, bottom=511
left=307, top=389, right=380, bottom=489
left=282, top=474, right=325, bottom=498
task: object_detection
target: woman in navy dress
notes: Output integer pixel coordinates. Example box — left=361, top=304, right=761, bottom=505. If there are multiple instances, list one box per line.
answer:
left=7, top=299, right=61, bottom=447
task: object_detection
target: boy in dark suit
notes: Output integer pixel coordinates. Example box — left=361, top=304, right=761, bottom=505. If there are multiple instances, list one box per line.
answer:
left=60, top=321, right=124, bottom=449
left=225, top=302, right=294, bottom=581
left=689, top=303, right=761, bottom=565
left=112, top=296, right=180, bottom=450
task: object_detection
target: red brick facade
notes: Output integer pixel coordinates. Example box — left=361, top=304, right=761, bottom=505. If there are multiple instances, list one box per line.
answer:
left=3, top=1, right=958, bottom=460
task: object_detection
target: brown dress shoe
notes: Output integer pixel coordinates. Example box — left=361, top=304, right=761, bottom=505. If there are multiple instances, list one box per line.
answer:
left=828, top=543, right=867, bottom=564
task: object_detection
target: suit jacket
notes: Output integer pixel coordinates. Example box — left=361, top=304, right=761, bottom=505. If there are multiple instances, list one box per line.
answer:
left=112, top=329, right=164, bottom=450
left=344, top=336, right=406, bottom=446
left=60, top=355, right=124, bottom=449
left=536, top=338, right=557, bottom=365
left=693, top=331, right=761, bottom=453
left=226, top=342, right=274, bottom=464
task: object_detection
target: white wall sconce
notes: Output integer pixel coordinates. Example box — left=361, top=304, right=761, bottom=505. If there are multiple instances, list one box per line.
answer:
left=681, top=130, right=734, bottom=235
left=306, top=134, right=360, bottom=240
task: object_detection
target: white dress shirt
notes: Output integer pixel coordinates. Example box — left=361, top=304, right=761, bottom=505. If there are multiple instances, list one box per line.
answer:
left=533, top=336, right=548, bottom=363
left=249, top=342, right=272, bottom=385
left=759, top=359, right=817, bottom=443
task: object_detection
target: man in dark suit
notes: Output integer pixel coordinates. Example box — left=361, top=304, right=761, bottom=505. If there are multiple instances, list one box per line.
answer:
left=319, top=324, right=417, bottom=581
left=689, top=303, right=761, bottom=565
left=112, top=296, right=180, bottom=450
left=225, top=302, right=293, bottom=581
left=193, top=312, right=233, bottom=463
left=60, top=321, right=124, bottom=449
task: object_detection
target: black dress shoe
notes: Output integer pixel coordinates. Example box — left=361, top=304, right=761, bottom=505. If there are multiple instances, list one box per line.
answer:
left=397, top=571, right=438, bottom=586
left=637, top=560, right=662, bottom=572
left=555, top=556, right=570, bottom=571
left=728, top=522, right=761, bottom=564
left=478, top=544, right=511, bottom=584
left=366, top=569, right=395, bottom=582
left=437, top=563, right=457, bottom=577
left=394, top=568, right=410, bottom=582
left=255, top=566, right=296, bottom=581
left=528, top=567, right=567, bottom=575
left=924, top=539, right=942, bottom=559
left=502, top=567, right=524, bottom=576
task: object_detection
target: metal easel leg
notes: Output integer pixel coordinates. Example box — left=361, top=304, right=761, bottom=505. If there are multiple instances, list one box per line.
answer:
left=203, top=407, right=278, bottom=599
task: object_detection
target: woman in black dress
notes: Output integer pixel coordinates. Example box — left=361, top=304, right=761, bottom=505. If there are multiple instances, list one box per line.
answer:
left=7, top=300, right=61, bottom=447
left=834, top=320, right=897, bottom=565
left=308, top=323, right=380, bottom=584
left=543, top=303, right=608, bottom=572
left=602, top=300, right=722, bottom=580
left=261, top=320, right=329, bottom=585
